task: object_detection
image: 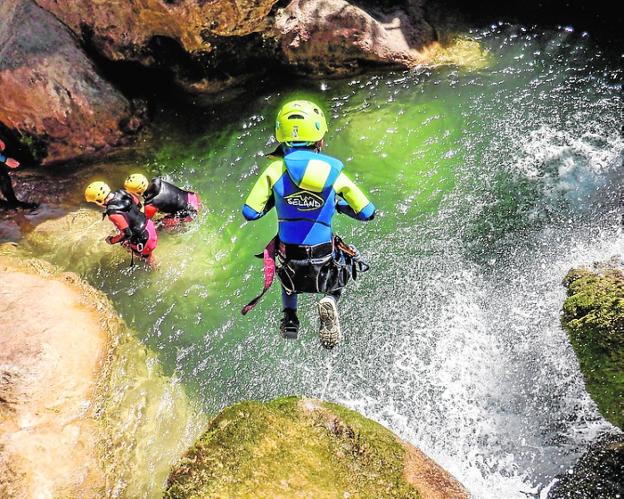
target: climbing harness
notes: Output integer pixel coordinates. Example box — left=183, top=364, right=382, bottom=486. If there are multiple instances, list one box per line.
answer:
left=241, top=235, right=369, bottom=315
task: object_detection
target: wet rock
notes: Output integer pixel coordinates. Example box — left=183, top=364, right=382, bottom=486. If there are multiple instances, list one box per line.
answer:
left=33, top=0, right=440, bottom=92
left=562, top=265, right=624, bottom=430
left=275, top=0, right=435, bottom=74
left=0, top=249, right=205, bottom=497
left=34, top=0, right=279, bottom=61
left=0, top=252, right=109, bottom=497
left=548, top=433, right=624, bottom=498
left=166, top=396, right=467, bottom=498
left=0, top=0, right=140, bottom=165
left=23, top=208, right=122, bottom=272
left=33, top=0, right=280, bottom=96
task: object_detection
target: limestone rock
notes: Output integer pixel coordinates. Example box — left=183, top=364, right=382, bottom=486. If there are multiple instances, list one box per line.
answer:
left=0, top=0, right=141, bottom=165
left=0, top=250, right=205, bottom=497
left=33, top=0, right=281, bottom=95
left=275, top=0, right=435, bottom=74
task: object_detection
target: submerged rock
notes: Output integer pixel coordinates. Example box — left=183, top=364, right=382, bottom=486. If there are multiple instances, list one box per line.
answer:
left=166, top=396, right=467, bottom=498
left=0, top=249, right=205, bottom=497
left=561, top=265, right=624, bottom=430
left=548, top=433, right=624, bottom=498
left=23, top=207, right=123, bottom=273
left=0, top=0, right=142, bottom=165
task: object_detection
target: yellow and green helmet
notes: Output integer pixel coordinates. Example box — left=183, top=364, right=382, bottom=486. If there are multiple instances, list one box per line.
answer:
left=275, top=100, right=328, bottom=145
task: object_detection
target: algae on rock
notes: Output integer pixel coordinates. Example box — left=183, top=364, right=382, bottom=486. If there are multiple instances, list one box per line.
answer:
left=548, top=433, right=624, bottom=498
left=166, top=396, right=467, bottom=499
left=562, top=266, right=624, bottom=430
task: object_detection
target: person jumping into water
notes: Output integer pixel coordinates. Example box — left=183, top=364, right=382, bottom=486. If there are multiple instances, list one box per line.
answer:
left=241, top=100, right=376, bottom=348
left=124, top=174, right=200, bottom=228
left=0, top=138, right=37, bottom=210
left=84, top=181, right=158, bottom=268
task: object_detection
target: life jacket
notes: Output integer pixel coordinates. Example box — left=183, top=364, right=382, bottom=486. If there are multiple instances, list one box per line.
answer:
left=144, top=178, right=191, bottom=214
left=273, top=149, right=343, bottom=246
left=105, top=189, right=148, bottom=245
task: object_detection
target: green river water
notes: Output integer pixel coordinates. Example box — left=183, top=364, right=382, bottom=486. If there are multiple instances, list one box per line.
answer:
left=6, top=24, right=624, bottom=498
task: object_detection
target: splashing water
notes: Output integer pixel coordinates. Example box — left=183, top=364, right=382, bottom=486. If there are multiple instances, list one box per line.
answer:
left=19, top=25, right=624, bottom=497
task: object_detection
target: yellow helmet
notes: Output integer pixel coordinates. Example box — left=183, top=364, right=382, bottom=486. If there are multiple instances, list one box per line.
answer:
left=124, top=173, right=149, bottom=195
left=275, top=100, right=328, bottom=145
left=84, top=181, right=111, bottom=204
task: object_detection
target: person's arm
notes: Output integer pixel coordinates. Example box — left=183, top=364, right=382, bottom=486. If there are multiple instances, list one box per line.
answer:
left=242, top=160, right=284, bottom=221
left=143, top=178, right=160, bottom=202
left=144, top=204, right=158, bottom=219
left=106, top=214, right=132, bottom=244
left=0, top=152, right=20, bottom=169
left=333, top=172, right=375, bottom=221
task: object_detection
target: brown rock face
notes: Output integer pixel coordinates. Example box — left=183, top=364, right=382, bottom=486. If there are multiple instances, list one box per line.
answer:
left=0, top=0, right=139, bottom=165
left=0, top=0, right=444, bottom=165
left=33, top=0, right=281, bottom=93
left=33, top=0, right=435, bottom=88
left=34, top=0, right=279, bottom=59
left=275, top=0, right=435, bottom=73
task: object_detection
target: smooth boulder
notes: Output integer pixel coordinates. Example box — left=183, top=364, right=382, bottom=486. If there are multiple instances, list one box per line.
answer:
left=275, top=0, right=434, bottom=73
left=0, top=249, right=205, bottom=497
left=166, top=396, right=467, bottom=498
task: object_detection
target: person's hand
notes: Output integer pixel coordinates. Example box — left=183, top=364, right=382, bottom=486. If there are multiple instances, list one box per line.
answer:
left=105, top=235, right=115, bottom=245
left=4, top=158, right=20, bottom=169
left=0, top=139, right=5, bottom=151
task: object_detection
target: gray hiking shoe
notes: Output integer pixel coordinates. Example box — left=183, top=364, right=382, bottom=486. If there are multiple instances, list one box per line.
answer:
left=318, top=296, right=341, bottom=349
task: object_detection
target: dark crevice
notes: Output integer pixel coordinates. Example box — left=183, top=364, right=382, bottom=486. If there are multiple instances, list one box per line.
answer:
left=77, top=23, right=286, bottom=109
left=78, top=25, right=192, bottom=105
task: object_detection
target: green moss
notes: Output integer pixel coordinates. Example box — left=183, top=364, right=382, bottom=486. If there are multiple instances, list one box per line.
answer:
left=562, top=268, right=624, bottom=429
left=165, top=396, right=420, bottom=498
left=18, top=132, right=47, bottom=162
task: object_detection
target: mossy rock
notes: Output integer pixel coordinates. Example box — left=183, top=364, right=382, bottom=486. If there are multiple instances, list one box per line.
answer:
left=548, top=433, right=624, bottom=498
left=165, top=396, right=467, bottom=499
left=562, top=267, right=624, bottom=429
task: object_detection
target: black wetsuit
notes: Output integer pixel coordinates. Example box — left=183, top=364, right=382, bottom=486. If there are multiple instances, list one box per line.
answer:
left=143, top=177, right=194, bottom=217
left=105, top=189, right=149, bottom=246
left=0, top=153, right=19, bottom=205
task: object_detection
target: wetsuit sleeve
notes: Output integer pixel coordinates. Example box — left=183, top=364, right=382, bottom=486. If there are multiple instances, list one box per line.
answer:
left=144, top=204, right=158, bottom=219
left=143, top=178, right=160, bottom=202
left=108, top=213, right=132, bottom=244
left=242, top=160, right=284, bottom=221
left=333, top=172, right=376, bottom=221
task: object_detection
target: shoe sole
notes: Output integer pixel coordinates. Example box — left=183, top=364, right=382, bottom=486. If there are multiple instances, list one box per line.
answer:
left=318, top=299, right=340, bottom=349
left=280, top=328, right=298, bottom=340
